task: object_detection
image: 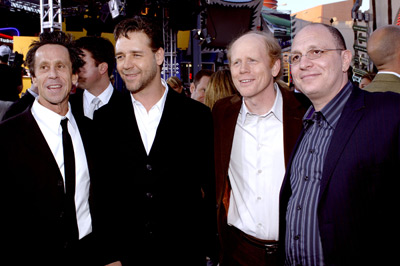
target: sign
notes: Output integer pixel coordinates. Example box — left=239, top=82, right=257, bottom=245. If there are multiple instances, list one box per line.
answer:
left=354, top=44, right=367, bottom=53
left=353, top=25, right=368, bottom=32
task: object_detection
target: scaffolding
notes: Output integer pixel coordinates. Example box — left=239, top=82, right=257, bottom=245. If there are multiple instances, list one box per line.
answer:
left=161, top=8, right=178, bottom=80
left=40, top=0, right=62, bottom=32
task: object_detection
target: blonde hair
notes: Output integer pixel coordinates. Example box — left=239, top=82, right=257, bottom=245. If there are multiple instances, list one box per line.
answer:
left=166, top=76, right=182, bottom=88
left=204, top=69, right=237, bottom=109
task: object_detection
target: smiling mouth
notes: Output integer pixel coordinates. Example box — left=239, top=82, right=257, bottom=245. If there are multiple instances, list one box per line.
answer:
left=47, top=85, right=62, bottom=89
left=240, top=79, right=253, bottom=84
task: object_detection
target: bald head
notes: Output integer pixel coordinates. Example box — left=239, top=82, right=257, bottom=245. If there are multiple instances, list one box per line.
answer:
left=367, top=25, right=400, bottom=72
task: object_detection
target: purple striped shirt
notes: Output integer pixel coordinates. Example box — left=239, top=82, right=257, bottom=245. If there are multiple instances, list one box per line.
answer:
left=285, top=82, right=353, bottom=265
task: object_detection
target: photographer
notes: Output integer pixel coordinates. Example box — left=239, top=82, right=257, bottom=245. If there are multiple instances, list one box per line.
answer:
left=0, top=45, right=23, bottom=102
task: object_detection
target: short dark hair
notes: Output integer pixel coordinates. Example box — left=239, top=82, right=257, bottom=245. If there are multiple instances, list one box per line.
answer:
left=75, top=36, right=116, bottom=77
left=25, top=31, right=84, bottom=77
left=193, top=69, right=214, bottom=87
left=113, top=16, right=164, bottom=52
left=312, top=23, right=347, bottom=50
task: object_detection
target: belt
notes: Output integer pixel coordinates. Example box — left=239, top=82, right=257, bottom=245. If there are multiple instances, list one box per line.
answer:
left=229, top=225, right=279, bottom=255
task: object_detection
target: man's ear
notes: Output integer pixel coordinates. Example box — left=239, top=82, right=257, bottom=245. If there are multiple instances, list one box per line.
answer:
left=190, top=83, right=195, bottom=94
left=272, top=59, right=281, bottom=78
left=155, top=47, right=165, bottom=66
left=98, top=62, right=108, bottom=75
left=341, top=50, right=353, bottom=72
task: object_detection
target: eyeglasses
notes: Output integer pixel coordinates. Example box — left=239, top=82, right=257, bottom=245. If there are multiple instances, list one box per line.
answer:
left=288, top=48, right=344, bottom=65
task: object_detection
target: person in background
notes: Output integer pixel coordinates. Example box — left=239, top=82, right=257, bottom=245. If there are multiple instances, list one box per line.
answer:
left=71, top=36, right=120, bottom=120
left=190, top=69, right=213, bottom=103
left=204, top=69, right=237, bottom=110
left=363, top=24, right=400, bottom=93
left=280, top=23, right=400, bottom=266
left=0, top=31, right=98, bottom=266
left=1, top=81, right=38, bottom=121
left=358, top=71, right=375, bottom=89
left=0, top=45, right=22, bottom=102
left=93, top=16, right=217, bottom=266
left=212, top=30, right=308, bottom=266
left=166, top=76, right=184, bottom=94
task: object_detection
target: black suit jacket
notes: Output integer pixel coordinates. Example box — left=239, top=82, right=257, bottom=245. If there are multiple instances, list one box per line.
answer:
left=0, top=107, right=95, bottom=265
left=279, top=86, right=400, bottom=265
left=92, top=88, right=217, bottom=265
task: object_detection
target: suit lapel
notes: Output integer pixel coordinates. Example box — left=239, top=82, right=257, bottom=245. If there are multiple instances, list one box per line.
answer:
left=319, top=88, right=366, bottom=199
left=19, top=110, right=65, bottom=186
left=221, top=95, right=242, bottom=176
left=281, top=88, right=306, bottom=166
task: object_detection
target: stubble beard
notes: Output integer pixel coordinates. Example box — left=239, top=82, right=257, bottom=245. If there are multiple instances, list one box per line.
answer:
left=125, top=63, right=158, bottom=95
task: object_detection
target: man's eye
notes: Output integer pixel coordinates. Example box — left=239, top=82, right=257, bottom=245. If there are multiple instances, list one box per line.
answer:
left=291, top=55, right=300, bottom=62
left=311, top=49, right=323, bottom=55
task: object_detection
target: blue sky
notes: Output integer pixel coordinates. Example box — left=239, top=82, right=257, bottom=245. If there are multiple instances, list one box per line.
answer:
left=277, top=0, right=370, bottom=14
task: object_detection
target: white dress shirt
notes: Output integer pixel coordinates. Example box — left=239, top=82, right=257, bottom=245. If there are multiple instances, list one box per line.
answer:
left=228, top=83, right=285, bottom=240
left=31, top=99, right=92, bottom=239
left=131, top=79, right=168, bottom=155
left=83, top=82, right=114, bottom=118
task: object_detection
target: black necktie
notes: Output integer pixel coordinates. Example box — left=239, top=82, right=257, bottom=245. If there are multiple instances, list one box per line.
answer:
left=60, top=118, right=79, bottom=242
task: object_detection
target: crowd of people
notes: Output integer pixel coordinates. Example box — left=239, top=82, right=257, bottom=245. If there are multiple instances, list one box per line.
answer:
left=0, top=15, right=399, bottom=266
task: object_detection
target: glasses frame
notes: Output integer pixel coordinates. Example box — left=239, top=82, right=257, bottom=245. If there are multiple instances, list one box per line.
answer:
left=287, top=48, right=344, bottom=65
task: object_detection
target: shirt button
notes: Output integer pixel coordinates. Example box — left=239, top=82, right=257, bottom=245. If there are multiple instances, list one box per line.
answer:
left=297, top=205, right=301, bottom=210
left=258, top=169, right=262, bottom=174
left=257, top=196, right=262, bottom=201
left=294, top=235, right=300, bottom=240
left=309, top=149, right=315, bottom=154
left=304, top=176, right=309, bottom=181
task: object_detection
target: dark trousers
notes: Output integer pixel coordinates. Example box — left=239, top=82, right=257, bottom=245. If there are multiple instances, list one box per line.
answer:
left=221, top=225, right=279, bottom=266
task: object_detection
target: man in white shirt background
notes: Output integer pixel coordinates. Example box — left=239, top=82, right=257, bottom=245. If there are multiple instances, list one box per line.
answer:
left=212, top=30, right=308, bottom=266
left=71, top=36, right=120, bottom=120
left=0, top=31, right=98, bottom=265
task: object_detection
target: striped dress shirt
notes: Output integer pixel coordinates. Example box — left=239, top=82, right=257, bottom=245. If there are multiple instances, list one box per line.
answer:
left=285, top=82, right=353, bottom=265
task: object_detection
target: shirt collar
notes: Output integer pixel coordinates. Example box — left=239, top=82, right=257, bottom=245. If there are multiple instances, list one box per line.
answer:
left=377, top=71, right=400, bottom=78
left=239, top=82, right=283, bottom=125
left=83, top=82, right=114, bottom=106
left=131, top=79, right=169, bottom=112
left=31, top=98, right=76, bottom=135
left=303, top=81, right=353, bottom=129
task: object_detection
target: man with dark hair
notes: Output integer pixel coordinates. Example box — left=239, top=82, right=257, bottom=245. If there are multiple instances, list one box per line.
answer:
left=71, top=36, right=119, bottom=119
left=190, top=69, right=214, bottom=103
left=93, top=16, right=217, bottom=266
left=280, top=23, right=400, bottom=265
left=0, top=31, right=98, bottom=265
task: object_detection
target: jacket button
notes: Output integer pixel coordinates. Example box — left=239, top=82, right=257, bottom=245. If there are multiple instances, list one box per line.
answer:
left=146, top=193, right=153, bottom=199
left=58, top=180, right=63, bottom=187
left=146, top=164, right=152, bottom=171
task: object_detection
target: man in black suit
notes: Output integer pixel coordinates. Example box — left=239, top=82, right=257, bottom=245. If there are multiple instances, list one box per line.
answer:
left=93, top=16, right=217, bottom=266
left=0, top=31, right=98, bottom=265
left=70, top=36, right=121, bottom=120
left=280, top=23, right=400, bottom=266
